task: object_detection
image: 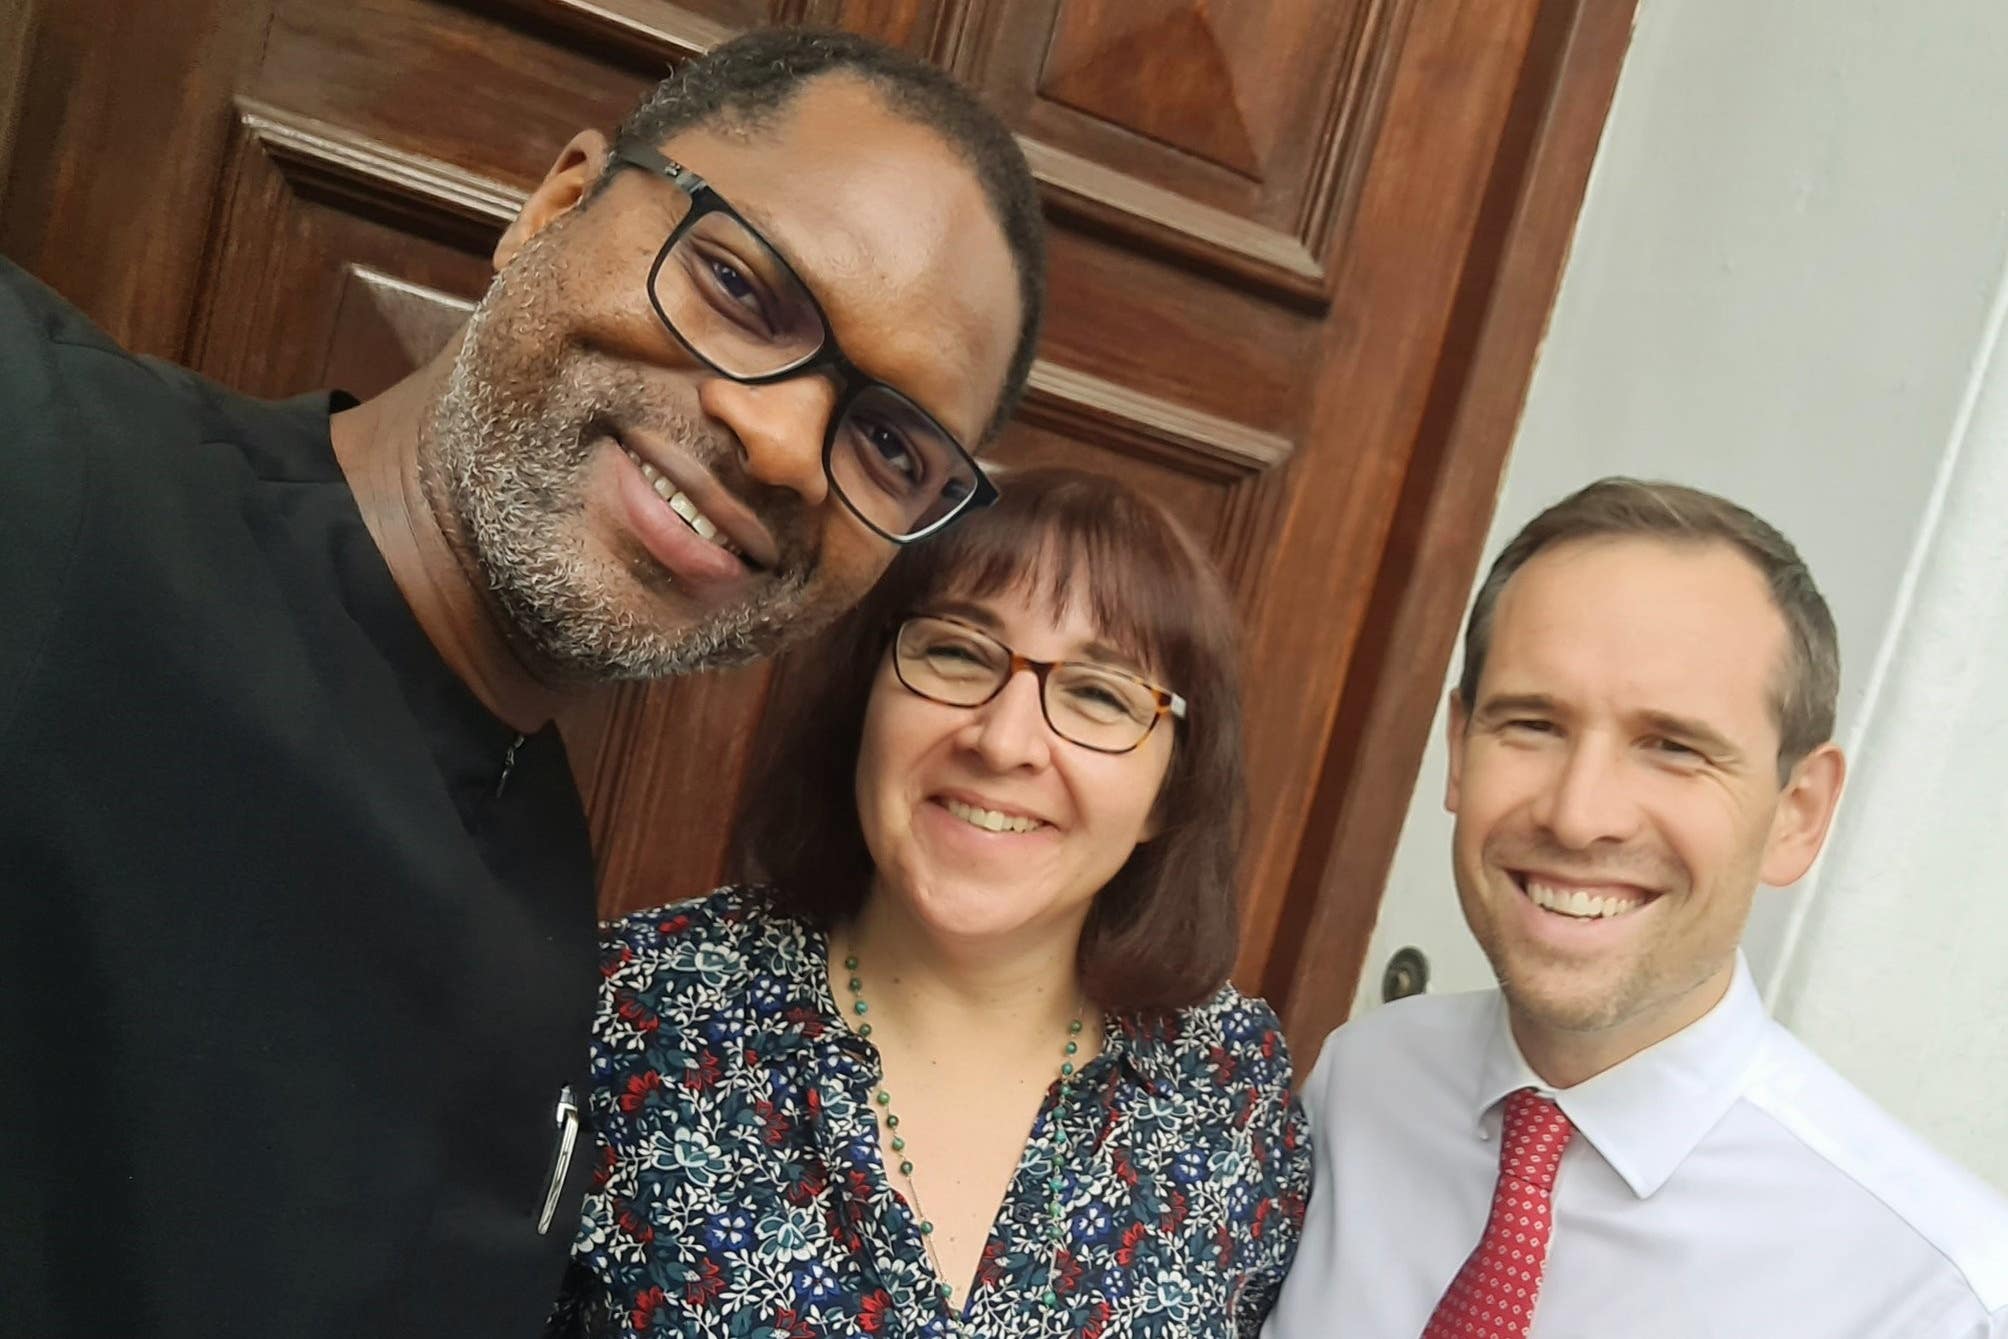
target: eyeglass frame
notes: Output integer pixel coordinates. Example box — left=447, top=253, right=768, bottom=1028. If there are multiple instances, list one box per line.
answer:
left=890, top=612, right=1189, bottom=755
left=605, top=137, right=1000, bottom=545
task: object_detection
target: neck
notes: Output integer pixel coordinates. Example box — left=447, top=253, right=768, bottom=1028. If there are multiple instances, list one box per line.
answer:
left=840, top=887, right=1092, bottom=1045
left=1509, top=961, right=1736, bottom=1090
left=328, top=336, right=567, bottom=734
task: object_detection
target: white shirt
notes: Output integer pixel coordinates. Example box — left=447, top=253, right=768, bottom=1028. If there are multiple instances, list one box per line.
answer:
left=1265, top=958, right=2008, bottom=1338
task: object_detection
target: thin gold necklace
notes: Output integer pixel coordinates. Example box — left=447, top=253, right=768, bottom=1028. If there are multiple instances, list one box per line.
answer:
left=840, top=942, right=1085, bottom=1321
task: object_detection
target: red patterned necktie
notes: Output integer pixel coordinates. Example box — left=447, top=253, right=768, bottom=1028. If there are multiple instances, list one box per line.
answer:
left=1421, top=1087, right=1576, bottom=1339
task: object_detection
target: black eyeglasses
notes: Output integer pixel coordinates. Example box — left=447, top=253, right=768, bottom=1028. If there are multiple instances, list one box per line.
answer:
left=892, top=614, right=1188, bottom=755
left=607, top=139, right=999, bottom=545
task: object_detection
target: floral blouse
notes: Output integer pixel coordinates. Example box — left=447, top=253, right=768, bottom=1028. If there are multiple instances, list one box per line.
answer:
left=549, top=888, right=1312, bottom=1338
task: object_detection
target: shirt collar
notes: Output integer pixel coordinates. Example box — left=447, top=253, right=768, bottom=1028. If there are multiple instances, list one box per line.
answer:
left=1473, top=954, right=1770, bottom=1199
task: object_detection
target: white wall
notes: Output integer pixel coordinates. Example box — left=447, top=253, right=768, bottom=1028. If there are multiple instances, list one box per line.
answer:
left=1353, top=0, right=2008, bottom=1188
left=1775, top=276, right=2008, bottom=1190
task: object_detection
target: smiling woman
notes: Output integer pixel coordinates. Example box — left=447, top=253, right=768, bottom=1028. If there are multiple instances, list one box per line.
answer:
left=550, top=469, right=1310, bottom=1338
left=744, top=465, right=1248, bottom=1007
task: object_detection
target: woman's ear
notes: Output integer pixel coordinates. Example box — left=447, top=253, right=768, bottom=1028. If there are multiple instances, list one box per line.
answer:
left=492, top=130, right=609, bottom=271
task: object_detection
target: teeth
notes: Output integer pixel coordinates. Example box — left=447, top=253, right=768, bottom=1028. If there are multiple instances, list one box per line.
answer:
left=1526, top=880, right=1645, bottom=920
left=667, top=492, right=721, bottom=544
left=943, top=798, right=1044, bottom=834
left=623, top=448, right=741, bottom=557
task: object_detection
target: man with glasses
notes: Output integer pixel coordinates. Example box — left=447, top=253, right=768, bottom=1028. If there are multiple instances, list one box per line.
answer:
left=0, top=27, right=1042, bottom=1339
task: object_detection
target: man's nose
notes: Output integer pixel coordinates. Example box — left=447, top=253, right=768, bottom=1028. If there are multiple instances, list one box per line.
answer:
left=697, top=374, right=835, bottom=507
left=1529, top=739, right=1643, bottom=849
left=960, top=669, right=1054, bottom=774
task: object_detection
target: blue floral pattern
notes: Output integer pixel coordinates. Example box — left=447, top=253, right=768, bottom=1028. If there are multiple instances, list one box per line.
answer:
left=550, top=888, right=1311, bottom=1338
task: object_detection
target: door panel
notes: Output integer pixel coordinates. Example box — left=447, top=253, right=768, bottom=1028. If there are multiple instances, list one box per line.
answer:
left=0, top=0, right=1634, bottom=1060
left=962, top=0, right=1389, bottom=303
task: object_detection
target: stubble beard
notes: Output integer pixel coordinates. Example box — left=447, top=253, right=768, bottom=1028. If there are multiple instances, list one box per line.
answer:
left=1458, top=834, right=1680, bottom=1037
left=422, top=225, right=821, bottom=683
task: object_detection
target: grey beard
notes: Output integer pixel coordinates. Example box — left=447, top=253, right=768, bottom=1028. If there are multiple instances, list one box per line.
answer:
left=421, top=238, right=818, bottom=683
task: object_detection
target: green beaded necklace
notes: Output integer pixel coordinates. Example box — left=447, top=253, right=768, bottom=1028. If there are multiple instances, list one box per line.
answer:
left=841, top=946, right=1087, bottom=1318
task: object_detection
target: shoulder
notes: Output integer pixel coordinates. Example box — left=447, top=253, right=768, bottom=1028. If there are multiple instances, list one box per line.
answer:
left=1316, top=988, right=1494, bottom=1074
left=1295, top=988, right=1498, bottom=1126
left=1743, top=1022, right=2008, bottom=1314
left=1157, top=989, right=1314, bottom=1217
left=0, top=257, right=127, bottom=363
left=1136, top=984, right=1300, bottom=1099
left=599, top=884, right=800, bottom=984
left=590, top=885, right=818, bottom=1067
left=0, top=257, right=335, bottom=474
left=0, top=262, right=149, bottom=738
left=0, top=258, right=208, bottom=437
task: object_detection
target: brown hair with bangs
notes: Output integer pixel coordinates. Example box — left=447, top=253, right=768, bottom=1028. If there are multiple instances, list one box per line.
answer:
left=733, top=467, right=1245, bottom=1011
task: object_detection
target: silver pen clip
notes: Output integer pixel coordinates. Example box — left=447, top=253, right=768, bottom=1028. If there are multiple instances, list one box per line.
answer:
left=537, top=1085, right=581, bottom=1236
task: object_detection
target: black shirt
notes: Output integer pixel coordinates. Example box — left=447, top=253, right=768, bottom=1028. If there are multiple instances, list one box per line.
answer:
left=0, top=259, right=598, bottom=1336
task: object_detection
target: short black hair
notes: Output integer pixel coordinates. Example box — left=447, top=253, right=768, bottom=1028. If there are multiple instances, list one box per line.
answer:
left=608, top=27, right=1045, bottom=442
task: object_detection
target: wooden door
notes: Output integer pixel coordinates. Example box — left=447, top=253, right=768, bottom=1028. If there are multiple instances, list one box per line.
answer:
left=0, top=0, right=1633, bottom=1063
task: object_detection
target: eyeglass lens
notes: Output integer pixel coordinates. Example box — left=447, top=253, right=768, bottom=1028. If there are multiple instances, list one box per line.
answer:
left=652, top=208, right=978, bottom=540
left=894, top=617, right=1166, bottom=753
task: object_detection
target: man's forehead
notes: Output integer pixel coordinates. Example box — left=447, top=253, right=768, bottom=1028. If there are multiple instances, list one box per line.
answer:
left=657, top=80, right=1019, bottom=431
left=1487, top=537, right=1786, bottom=711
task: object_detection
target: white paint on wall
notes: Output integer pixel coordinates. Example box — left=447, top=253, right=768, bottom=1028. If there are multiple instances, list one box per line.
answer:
left=1773, top=262, right=2008, bottom=1191
left=1351, top=0, right=2008, bottom=1188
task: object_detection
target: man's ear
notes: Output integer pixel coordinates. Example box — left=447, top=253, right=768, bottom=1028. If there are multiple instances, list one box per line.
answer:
left=493, top=129, right=609, bottom=271
left=1760, top=742, right=1846, bottom=886
left=1444, top=689, right=1471, bottom=815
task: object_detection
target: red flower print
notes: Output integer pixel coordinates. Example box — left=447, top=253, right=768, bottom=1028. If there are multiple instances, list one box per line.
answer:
left=1052, top=1248, right=1083, bottom=1296
left=784, top=1162, right=826, bottom=1207
left=1252, top=1197, right=1274, bottom=1240
left=615, top=991, right=661, bottom=1036
left=619, top=1070, right=663, bottom=1114
left=685, top=1257, right=725, bottom=1308
left=976, top=1239, right=1007, bottom=1289
left=1115, top=1222, right=1149, bottom=1266
left=1210, top=1044, right=1237, bottom=1086
left=630, top=1285, right=666, bottom=1331
left=784, top=1004, right=827, bottom=1040
left=754, top=1096, right=792, bottom=1145
left=617, top=1205, right=655, bottom=1247
left=841, top=1167, right=874, bottom=1215
left=772, top=1308, right=816, bottom=1339
left=683, top=1047, right=723, bottom=1091
left=858, top=1288, right=892, bottom=1332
